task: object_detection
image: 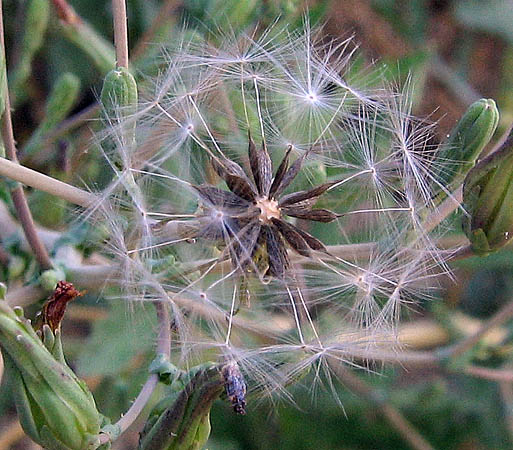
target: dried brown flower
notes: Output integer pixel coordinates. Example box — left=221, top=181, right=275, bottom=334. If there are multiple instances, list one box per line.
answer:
left=189, top=135, right=340, bottom=280
left=37, top=281, right=81, bottom=332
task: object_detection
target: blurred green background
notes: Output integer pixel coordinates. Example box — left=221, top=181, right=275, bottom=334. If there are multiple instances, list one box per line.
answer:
left=1, top=0, right=513, bottom=449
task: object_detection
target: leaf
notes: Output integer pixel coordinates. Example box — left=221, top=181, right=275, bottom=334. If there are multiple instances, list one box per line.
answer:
left=227, top=220, right=261, bottom=272
left=269, top=145, right=292, bottom=198
left=278, top=180, right=341, bottom=207
left=193, top=184, right=249, bottom=210
left=271, top=150, right=309, bottom=198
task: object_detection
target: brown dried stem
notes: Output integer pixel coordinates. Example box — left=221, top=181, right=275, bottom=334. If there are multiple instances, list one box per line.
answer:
left=0, top=1, right=52, bottom=270
left=112, top=0, right=129, bottom=68
left=465, top=365, right=513, bottom=383
left=0, top=157, right=98, bottom=208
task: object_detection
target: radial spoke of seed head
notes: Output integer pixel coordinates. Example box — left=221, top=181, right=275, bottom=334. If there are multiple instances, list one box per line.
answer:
left=326, top=168, right=374, bottom=191
left=225, top=283, right=238, bottom=345
left=129, top=167, right=193, bottom=187
left=316, top=256, right=397, bottom=291
left=187, top=94, right=226, bottom=158
left=295, top=284, right=323, bottom=348
left=126, top=237, right=193, bottom=254
left=146, top=212, right=198, bottom=219
left=310, top=91, right=349, bottom=148
left=240, top=63, right=251, bottom=130
left=170, top=259, right=221, bottom=302
left=340, top=207, right=413, bottom=217
left=253, top=77, right=267, bottom=147
left=205, top=267, right=238, bottom=292
left=155, top=102, right=218, bottom=160
left=285, top=284, right=306, bottom=346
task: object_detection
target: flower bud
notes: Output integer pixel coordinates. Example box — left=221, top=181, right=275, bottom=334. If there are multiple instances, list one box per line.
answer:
left=100, top=67, right=138, bottom=159
left=463, top=131, right=513, bottom=255
left=23, top=72, right=81, bottom=158
left=101, top=67, right=138, bottom=118
left=0, top=297, right=102, bottom=449
left=38, top=268, right=66, bottom=292
left=138, top=364, right=224, bottom=450
left=436, top=99, right=499, bottom=201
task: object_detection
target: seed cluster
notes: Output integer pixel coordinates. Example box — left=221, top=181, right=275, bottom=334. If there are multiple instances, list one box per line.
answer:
left=189, top=135, right=342, bottom=279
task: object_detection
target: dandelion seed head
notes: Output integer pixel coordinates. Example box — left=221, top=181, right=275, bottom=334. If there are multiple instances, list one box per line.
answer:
left=88, top=20, right=460, bottom=399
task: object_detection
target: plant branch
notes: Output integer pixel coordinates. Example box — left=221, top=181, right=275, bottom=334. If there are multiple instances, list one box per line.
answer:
left=464, top=365, right=513, bottom=382
left=330, top=364, right=436, bottom=450
left=0, top=157, right=97, bottom=207
left=112, top=0, right=129, bottom=69
left=0, top=1, right=52, bottom=270
left=99, top=301, right=171, bottom=444
left=424, top=185, right=463, bottom=234
left=131, top=0, right=181, bottom=60
left=446, top=299, right=513, bottom=359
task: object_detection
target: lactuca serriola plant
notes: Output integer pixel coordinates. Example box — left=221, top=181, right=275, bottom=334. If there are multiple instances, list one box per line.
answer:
left=92, top=23, right=467, bottom=395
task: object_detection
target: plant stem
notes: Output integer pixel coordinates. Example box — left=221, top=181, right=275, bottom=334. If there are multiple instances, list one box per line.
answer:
left=430, top=55, right=481, bottom=107
left=446, top=299, right=513, bottom=359
left=112, top=0, right=129, bottom=69
left=330, top=364, right=436, bottom=450
left=347, top=298, right=513, bottom=367
left=424, top=185, right=463, bottom=234
left=131, top=0, right=180, bottom=60
left=465, top=365, right=513, bottom=382
left=99, top=301, right=171, bottom=445
left=0, top=157, right=97, bottom=207
left=0, top=1, right=52, bottom=270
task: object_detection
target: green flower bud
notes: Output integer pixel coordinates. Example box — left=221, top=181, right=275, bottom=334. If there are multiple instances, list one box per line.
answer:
left=101, top=67, right=138, bottom=118
left=23, top=73, right=81, bottom=159
left=0, top=299, right=102, bottom=449
left=463, top=131, right=513, bottom=255
left=138, top=364, right=224, bottom=450
left=436, top=99, right=499, bottom=202
left=10, top=0, right=50, bottom=105
left=7, top=255, right=26, bottom=280
left=101, top=67, right=138, bottom=159
left=39, top=268, right=66, bottom=292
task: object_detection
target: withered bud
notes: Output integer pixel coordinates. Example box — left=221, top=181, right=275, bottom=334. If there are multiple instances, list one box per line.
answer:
left=222, top=361, right=247, bottom=415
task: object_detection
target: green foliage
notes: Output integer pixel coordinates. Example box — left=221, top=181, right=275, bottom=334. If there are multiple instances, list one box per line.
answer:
left=454, top=0, right=513, bottom=45
left=463, top=130, right=513, bottom=254
left=23, top=72, right=81, bottom=159
left=0, top=300, right=102, bottom=450
left=76, top=301, right=156, bottom=377
left=10, top=0, right=50, bottom=105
